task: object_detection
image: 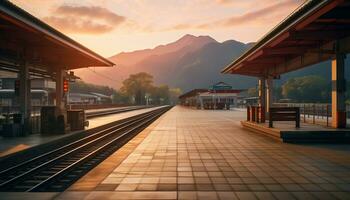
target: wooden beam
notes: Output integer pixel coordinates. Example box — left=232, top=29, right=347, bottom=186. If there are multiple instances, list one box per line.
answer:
left=268, top=32, right=290, bottom=47
left=291, top=30, right=350, bottom=40
left=295, top=0, right=343, bottom=30
left=263, top=46, right=310, bottom=55
left=244, top=57, right=285, bottom=65
left=315, top=19, right=350, bottom=23
left=247, top=50, right=263, bottom=62
left=236, top=63, right=270, bottom=70
left=267, top=52, right=332, bottom=76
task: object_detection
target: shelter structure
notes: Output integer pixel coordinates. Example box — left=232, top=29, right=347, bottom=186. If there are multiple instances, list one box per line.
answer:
left=179, top=82, right=244, bottom=109
left=0, top=1, right=114, bottom=136
left=222, top=0, right=350, bottom=128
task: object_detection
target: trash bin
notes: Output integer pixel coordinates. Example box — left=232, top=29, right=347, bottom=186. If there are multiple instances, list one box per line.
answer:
left=67, top=109, right=86, bottom=131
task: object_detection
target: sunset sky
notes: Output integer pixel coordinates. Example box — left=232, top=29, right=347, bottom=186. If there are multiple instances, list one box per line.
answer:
left=10, top=0, right=305, bottom=57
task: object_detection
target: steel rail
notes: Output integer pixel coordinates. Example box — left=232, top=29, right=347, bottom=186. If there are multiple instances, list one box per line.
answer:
left=0, top=107, right=155, bottom=180
left=30, top=108, right=164, bottom=192
left=85, top=106, right=150, bottom=119
left=0, top=106, right=169, bottom=192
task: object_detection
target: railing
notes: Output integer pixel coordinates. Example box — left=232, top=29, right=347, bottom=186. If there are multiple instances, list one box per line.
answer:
left=273, top=103, right=350, bottom=127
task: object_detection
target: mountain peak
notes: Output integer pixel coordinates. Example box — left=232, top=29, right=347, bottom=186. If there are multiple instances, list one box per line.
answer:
left=182, top=34, right=196, bottom=39
left=110, top=34, right=217, bottom=66
left=177, top=34, right=217, bottom=44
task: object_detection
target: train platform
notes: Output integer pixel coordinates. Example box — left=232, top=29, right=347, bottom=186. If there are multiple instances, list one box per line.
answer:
left=241, top=120, right=350, bottom=143
left=52, top=106, right=350, bottom=200
left=0, top=107, right=161, bottom=157
left=84, top=106, right=140, bottom=114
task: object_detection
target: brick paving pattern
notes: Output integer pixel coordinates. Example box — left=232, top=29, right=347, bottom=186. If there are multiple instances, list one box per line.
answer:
left=62, top=106, right=350, bottom=199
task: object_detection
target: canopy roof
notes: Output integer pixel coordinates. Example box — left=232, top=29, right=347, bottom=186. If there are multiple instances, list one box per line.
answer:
left=179, top=88, right=243, bottom=99
left=179, top=89, right=208, bottom=99
left=222, top=0, right=350, bottom=77
left=0, top=0, right=114, bottom=75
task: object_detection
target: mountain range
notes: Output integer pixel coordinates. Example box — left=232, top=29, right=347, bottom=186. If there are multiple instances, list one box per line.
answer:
left=74, top=34, right=349, bottom=93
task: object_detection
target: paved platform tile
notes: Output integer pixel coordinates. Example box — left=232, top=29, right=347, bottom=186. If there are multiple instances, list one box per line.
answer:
left=63, top=106, right=350, bottom=200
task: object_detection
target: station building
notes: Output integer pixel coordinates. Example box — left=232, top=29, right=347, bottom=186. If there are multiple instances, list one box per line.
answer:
left=68, top=92, right=112, bottom=105
left=0, top=77, right=56, bottom=106
left=0, top=1, right=114, bottom=136
left=179, top=82, right=245, bottom=109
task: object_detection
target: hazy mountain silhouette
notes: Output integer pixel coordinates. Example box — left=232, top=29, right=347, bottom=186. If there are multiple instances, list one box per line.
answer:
left=74, top=34, right=349, bottom=93
left=74, top=34, right=256, bottom=91
left=109, top=34, right=217, bottom=66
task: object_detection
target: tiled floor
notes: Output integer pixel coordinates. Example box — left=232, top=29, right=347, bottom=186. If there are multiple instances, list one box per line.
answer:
left=61, top=106, right=350, bottom=199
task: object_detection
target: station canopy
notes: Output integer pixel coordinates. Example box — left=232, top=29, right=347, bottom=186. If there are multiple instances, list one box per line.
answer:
left=0, top=1, right=114, bottom=77
left=179, top=89, right=208, bottom=100
left=221, top=0, right=350, bottom=77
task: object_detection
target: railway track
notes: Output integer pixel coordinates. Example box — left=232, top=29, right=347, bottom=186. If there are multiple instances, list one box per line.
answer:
left=0, top=106, right=170, bottom=192
left=85, top=105, right=150, bottom=119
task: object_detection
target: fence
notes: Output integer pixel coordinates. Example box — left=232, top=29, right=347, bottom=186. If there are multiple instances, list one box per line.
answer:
left=273, top=103, right=350, bottom=127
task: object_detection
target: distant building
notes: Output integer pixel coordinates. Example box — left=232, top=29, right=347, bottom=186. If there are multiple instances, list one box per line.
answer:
left=0, top=78, right=55, bottom=106
left=68, top=92, right=112, bottom=105
left=179, top=82, right=245, bottom=109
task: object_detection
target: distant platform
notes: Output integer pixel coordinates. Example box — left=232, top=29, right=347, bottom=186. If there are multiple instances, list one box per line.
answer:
left=242, top=121, right=350, bottom=143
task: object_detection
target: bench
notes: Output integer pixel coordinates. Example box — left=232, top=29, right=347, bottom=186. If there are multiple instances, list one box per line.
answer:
left=269, top=107, right=300, bottom=128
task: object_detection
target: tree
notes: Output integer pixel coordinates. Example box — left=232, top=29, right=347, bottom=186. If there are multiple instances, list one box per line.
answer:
left=281, top=75, right=330, bottom=103
left=120, top=72, right=154, bottom=105
left=111, top=91, right=129, bottom=104
left=273, top=86, right=283, bottom=102
left=150, top=85, right=169, bottom=105
left=169, top=88, right=182, bottom=105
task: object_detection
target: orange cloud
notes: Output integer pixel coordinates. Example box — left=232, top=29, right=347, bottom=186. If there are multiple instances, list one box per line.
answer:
left=43, top=5, right=125, bottom=34
left=215, top=0, right=234, bottom=5
left=222, top=0, right=300, bottom=26
left=165, top=0, right=301, bottom=31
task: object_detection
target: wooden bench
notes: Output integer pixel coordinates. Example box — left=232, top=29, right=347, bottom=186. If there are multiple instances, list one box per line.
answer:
left=269, top=107, right=300, bottom=128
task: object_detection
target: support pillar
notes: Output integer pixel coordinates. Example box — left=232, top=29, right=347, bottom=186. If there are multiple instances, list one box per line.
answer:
left=56, top=68, right=65, bottom=112
left=331, top=53, right=346, bottom=128
left=258, top=77, right=266, bottom=123
left=199, top=96, right=204, bottom=109
left=19, top=61, right=31, bottom=136
left=55, top=68, right=67, bottom=133
left=266, top=78, right=274, bottom=118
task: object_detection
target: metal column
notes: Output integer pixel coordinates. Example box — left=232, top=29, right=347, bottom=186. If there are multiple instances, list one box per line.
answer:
left=331, top=53, right=346, bottom=128
left=258, top=77, right=266, bottom=122
left=266, top=78, right=273, bottom=118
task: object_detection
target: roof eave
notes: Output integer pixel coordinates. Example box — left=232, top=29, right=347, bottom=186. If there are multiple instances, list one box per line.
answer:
left=0, top=1, right=115, bottom=67
left=221, top=0, right=334, bottom=74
